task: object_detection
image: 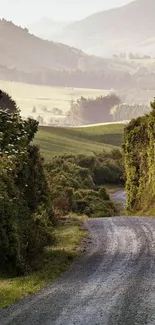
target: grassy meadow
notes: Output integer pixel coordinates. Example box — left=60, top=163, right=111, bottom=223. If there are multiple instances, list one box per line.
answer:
left=34, top=124, right=125, bottom=160
left=0, top=80, right=108, bottom=124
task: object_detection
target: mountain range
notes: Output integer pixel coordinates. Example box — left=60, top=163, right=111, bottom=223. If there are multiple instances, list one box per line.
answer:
left=30, top=0, right=155, bottom=57
left=0, top=19, right=108, bottom=73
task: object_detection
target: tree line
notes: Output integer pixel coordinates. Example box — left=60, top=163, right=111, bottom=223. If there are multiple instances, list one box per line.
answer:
left=111, top=103, right=150, bottom=122
left=67, top=94, right=121, bottom=124
left=66, top=94, right=150, bottom=125
left=1, top=63, right=155, bottom=91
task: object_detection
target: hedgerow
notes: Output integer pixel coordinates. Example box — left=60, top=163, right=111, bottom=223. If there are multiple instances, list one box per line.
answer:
left=123, top=98, right=155, bottom=214
left=0, top=93, right=55, bottom=275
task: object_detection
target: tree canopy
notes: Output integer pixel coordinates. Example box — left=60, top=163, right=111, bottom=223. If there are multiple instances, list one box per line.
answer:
left=67, top=93, right=121, bottom=125
left=0, top=90, right=18, bottom=113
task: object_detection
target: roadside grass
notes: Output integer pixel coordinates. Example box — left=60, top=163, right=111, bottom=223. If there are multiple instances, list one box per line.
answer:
left=34, top=124, right=124, bottom=160
left=0, top=215, right=88, bottom=309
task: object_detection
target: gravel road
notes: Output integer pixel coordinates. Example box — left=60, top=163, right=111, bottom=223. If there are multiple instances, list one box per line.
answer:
left=1, top=216, right=155, bottom=325
left=110, top=190, right=126, bottom=207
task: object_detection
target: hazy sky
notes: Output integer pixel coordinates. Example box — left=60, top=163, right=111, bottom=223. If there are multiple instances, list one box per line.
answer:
left=0, top=0, right=133, bottom=25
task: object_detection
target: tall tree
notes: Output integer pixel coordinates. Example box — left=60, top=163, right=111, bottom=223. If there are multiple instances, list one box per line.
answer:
left=0, top=90, right=18, bottom=113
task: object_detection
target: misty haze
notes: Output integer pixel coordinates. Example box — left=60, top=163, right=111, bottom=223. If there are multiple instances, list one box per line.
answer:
left=1, top=1, right=155, bottom=325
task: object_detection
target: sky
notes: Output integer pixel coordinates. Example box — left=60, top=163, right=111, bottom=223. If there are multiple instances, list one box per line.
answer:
left=0, top=0, right=133, bottom=25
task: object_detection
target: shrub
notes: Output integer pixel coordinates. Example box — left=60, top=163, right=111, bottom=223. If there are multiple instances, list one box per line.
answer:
left=45, top=151, right=123, bottom=217
left=0, top=94, right=55, bottom=276
left=123, top=98, right=155, bottom=214
left=74, top=189, right=116, bottom=217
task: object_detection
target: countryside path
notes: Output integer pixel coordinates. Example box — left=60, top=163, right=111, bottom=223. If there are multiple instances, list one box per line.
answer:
left=1, top=217, right=155, bottom=325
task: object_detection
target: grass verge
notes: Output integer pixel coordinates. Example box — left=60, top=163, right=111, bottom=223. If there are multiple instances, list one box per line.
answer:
left=0, top=215, right=88, bottom=309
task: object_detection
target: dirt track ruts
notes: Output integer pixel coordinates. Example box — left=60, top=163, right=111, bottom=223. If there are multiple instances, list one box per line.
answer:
left=1, top=217, right=155, bottom=325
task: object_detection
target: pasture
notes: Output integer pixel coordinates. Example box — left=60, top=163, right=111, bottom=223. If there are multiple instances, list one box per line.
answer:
left=34, top=124, right=125, bottom=160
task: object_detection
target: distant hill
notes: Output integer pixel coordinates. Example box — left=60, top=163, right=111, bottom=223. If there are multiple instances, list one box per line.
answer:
left=1, top=17, right=155, bottom=90
left=0, top=19, right=107, bottom=73
left=56, top=0, right=155, bottom=57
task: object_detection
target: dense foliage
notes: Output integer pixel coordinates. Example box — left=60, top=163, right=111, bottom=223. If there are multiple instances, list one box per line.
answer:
left=123, top=98, right=155, bottom=214
left=0, top=90, right=18, bottom=114
left=45, top=150, right=124, bottom=218
left=0, top=90, right=124, bottom=276
left=0, top=93, right=55, bottom=276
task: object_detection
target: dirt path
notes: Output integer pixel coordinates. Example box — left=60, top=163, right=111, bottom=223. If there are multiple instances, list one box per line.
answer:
left=1, top=216, right=155, bottom=325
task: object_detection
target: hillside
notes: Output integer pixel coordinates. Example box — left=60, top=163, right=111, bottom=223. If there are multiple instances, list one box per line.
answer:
left=0, top=19, right=106, bottom=72
left=1, top=18, right=155, bottom=90
left=56, top=0, right=155, bottom=57
left=34, top=124, right=124, bottom=160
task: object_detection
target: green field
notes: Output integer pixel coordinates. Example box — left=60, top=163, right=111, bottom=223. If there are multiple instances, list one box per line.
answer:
left=34, top=124, right=125, bottom=160
left=0, top=80, right=108, bottom=124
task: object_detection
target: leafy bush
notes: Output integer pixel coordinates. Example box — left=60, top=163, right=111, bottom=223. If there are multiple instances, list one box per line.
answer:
left=0, top=94, right=55, bottom=276
left=123, top=98, right=155, bottom=214
left=45, top=150, right=123, bottom=218
left=74, top=189, right=116, bottom=217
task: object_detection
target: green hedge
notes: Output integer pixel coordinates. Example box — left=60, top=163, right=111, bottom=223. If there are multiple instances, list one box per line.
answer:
left=0, top=97, right=55, bottom=276
left=123, top=98, right=155, bottom=214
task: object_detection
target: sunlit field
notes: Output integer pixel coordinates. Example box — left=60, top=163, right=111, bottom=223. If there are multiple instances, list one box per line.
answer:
left=0, top=80, right=108, bottom=124
left=34, top=124, right=125, bottom=160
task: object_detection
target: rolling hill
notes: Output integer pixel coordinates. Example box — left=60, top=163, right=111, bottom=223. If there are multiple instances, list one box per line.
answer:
left=34, top=124, right=124, bottom=160
left=56, top=0, right=155, bottom=57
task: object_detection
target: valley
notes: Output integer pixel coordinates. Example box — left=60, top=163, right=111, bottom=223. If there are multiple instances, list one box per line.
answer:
left=1, top=1, right=155, bottom=324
